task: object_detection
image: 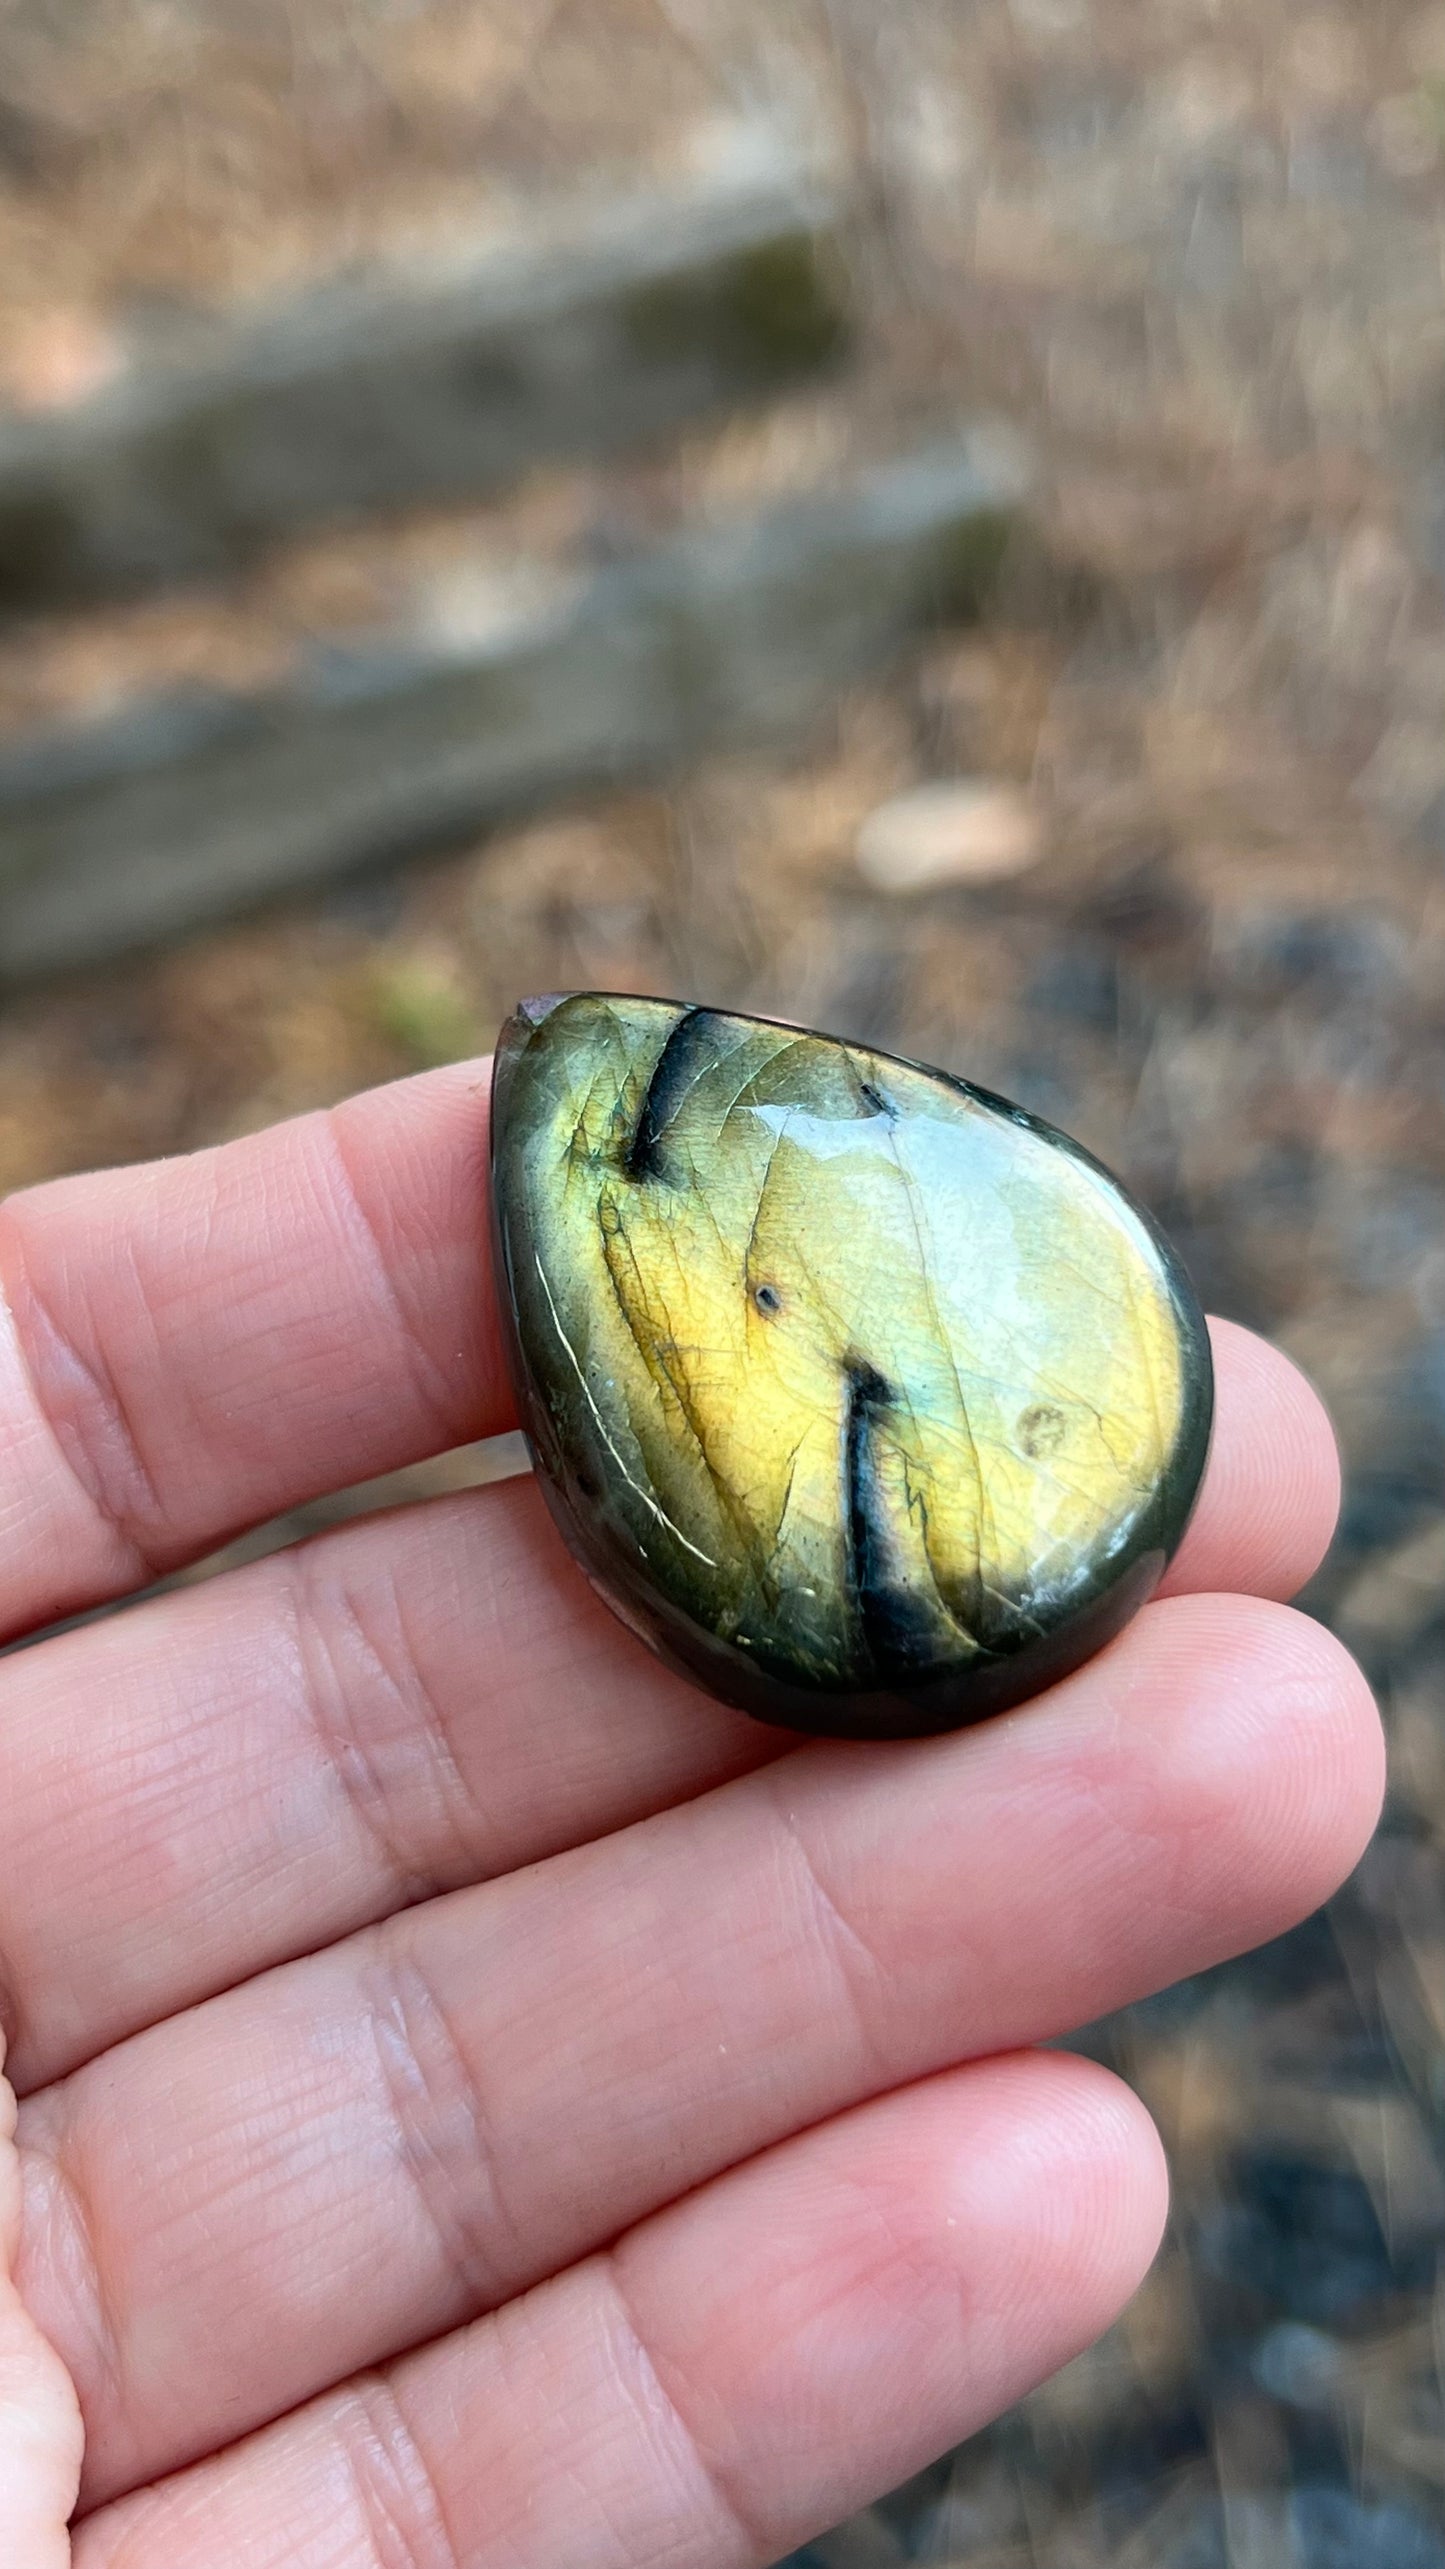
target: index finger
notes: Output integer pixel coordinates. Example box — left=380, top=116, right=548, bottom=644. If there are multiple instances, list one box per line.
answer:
left=0, top=1060, right=510, bottom=1637
left=0, top=1067, right=1338, bottom=1647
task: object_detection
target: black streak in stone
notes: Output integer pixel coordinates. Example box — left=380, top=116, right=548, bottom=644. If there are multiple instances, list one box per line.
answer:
left=625, top=1007, right=715, bottom=1181
left=843, top=1361, right=938, bottom=1673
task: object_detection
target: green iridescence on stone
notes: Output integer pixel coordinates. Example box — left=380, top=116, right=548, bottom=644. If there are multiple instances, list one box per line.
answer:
left=490, top=994, right=1213, bottom=1739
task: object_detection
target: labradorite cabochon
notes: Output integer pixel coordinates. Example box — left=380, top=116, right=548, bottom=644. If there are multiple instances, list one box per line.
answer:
left=490, top=995, right=1213, bottom=1740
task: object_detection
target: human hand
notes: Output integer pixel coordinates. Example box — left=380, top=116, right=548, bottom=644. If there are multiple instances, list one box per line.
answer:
left=0, top=1061, right=1383, bottom=2567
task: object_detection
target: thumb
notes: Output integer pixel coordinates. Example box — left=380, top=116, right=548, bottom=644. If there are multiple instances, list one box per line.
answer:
left=0, top=2031, right=83, bottom=2565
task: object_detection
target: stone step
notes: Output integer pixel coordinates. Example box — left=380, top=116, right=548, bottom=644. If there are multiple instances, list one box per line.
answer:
left=0, top=160, right=846, bottom=610
left=0, top=434, right=1028, bottom=982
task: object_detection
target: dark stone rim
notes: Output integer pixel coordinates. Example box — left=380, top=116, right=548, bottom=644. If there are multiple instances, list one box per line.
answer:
left=489, top=991, right=1215, bottom=1740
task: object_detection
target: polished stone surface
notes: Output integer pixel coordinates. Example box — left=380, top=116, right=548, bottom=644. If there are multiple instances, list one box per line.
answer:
left=490, top=994, right=1213, bottom=1737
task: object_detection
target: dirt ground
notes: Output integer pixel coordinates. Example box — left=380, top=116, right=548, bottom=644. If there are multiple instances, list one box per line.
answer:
left=2, top=4, right=1445, bottom=2561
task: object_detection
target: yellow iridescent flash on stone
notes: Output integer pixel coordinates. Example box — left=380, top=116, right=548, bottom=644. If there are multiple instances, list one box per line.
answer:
left=491, top=994, right=1212, bottom=1738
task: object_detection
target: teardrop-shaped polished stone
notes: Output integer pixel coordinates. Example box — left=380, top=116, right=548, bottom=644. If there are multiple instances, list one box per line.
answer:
left=490, top=994, right=1212, bottom=1739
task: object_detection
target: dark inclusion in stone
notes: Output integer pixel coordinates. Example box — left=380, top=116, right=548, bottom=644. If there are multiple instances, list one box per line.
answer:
left=490, top=994, right=1213, bottom=1740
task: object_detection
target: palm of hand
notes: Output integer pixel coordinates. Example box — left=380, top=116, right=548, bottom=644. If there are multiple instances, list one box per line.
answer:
left=0, top=1063, right=1380, bottom=2569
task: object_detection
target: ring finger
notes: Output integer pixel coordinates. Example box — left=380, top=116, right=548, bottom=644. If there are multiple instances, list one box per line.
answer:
left=17, top=1586, right=1380, bottom=2510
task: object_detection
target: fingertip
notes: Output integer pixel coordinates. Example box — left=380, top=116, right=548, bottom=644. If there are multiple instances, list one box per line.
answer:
left=852, top=2052, right=1173, bottom=2435
left=620, top=2048, right=1174, bottom=2552
left=1161, top=1318, right=1342, bottom=1603
left=1134, top=1591, right=1385, bottom=1934
left=948, top=2052, right=1170, bottom=2324
left=1244, top=1597, right=1387, bottom=1902
left=784, top=2052, right=1171, bottom=2384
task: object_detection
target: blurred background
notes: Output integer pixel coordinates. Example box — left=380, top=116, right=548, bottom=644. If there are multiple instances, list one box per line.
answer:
left=1, top=2, right=1444, bottom=2561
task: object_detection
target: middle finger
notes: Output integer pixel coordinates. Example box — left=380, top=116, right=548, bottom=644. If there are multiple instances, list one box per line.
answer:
left=17, top=1587, right=1378, bottom=2510
left=0, top=1319, right=1337, bottom=2093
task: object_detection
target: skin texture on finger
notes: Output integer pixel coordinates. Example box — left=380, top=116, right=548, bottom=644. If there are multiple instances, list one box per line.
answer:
left=0, top=2030, right=82, bottom=2569
left=0, top=1318, right=1340, bottom=2093
left=17, top=1591, right=1382, bottom=2507
left=72, top=2055, right=1167, bottom=2569
left=0, top=1479, right=784, bottom=2095
left=0, top=1058, right=509, bottom=1637
left=1158, top=1318, right=1340, bottom=1604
